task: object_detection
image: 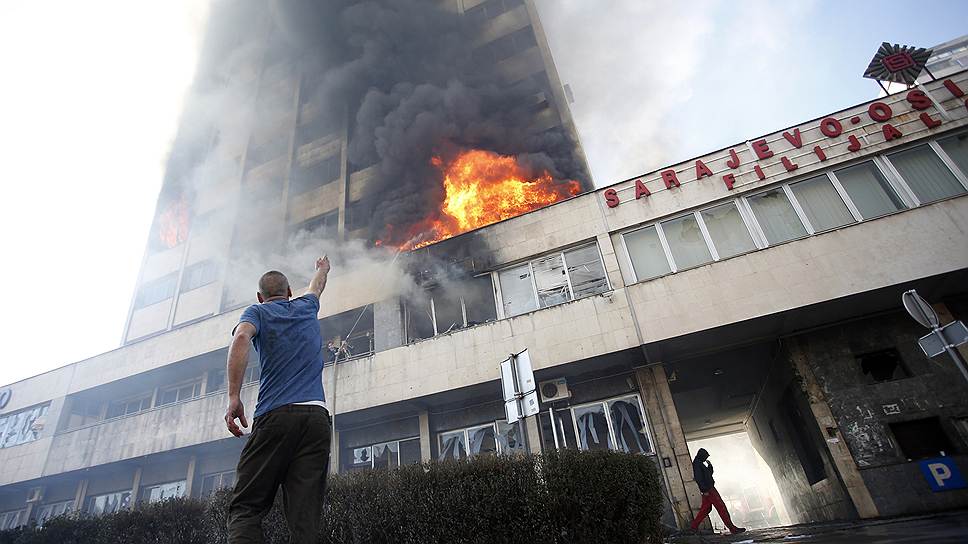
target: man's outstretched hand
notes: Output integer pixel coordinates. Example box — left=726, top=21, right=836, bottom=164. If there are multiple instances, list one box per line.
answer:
left=225, top=397, right=248, bottom=437
left=315, top=255, right=330, bottom=275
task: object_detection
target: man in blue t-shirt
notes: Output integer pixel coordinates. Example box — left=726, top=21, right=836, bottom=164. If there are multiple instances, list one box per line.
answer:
left=224, top=256, right=331, bottom=544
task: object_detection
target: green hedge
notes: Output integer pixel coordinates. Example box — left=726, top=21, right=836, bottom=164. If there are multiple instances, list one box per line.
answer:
left=1, top=450, right=664, bottom=544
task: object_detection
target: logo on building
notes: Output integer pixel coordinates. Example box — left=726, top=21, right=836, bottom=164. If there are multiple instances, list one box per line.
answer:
left=0, top=388, right=11, bottom=410
left=863, top=42, right=933, bottom=85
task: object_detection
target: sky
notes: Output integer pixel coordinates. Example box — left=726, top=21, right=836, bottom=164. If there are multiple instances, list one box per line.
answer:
left=0, top=1, right=966, bottom=387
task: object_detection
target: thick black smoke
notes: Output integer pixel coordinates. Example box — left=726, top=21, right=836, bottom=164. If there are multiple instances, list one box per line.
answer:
left=271, top=0, right=589, bottom=246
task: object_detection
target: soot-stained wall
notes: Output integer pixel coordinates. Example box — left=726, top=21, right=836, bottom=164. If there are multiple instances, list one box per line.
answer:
left=791, top=310, right=968, bottom=516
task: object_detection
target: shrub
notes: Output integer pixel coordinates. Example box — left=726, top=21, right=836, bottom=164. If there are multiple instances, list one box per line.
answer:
left=1, top=450, right=664, bottom=544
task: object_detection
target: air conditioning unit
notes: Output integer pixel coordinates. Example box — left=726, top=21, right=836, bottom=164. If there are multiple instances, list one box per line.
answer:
left=539, top=378, right=571, bottom=403
left=26, top=487, right=43, bottom=503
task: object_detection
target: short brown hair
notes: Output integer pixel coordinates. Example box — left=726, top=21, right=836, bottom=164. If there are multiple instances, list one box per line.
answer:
left=258, top=270, right=289, bottom=298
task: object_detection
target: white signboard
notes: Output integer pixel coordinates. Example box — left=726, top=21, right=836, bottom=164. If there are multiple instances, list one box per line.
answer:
left=500, top=349, right=540, bottom=423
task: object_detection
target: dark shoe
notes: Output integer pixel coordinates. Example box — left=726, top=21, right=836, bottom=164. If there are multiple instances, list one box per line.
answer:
left=729, top=527, right=747, bottom=535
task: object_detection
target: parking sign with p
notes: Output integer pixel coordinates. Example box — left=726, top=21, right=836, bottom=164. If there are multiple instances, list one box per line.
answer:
left=919, top=458, right=967, bottom=492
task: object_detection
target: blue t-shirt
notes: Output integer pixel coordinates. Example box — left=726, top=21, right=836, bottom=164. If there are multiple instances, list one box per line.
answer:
left=234, top=294, right=325, bottom=418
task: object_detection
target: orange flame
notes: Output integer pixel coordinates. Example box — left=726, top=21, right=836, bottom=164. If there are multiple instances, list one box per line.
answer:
left=391, top=149, right=580, bottom=250
left=158, top=196, right=191, bottom=249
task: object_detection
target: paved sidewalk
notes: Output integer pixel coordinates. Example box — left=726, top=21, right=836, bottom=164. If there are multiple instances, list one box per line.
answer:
left=666, top=510, right=968, bottom=543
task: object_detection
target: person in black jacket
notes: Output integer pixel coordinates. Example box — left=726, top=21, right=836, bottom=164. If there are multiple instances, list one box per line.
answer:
left=689, top=448, right=746, bottom=534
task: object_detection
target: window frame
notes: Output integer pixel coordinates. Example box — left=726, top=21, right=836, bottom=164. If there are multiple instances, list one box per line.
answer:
left=494, top=241, right=611, bottom=319
left=879, top=140, right=968, bottom=207
left=568, top=393, right=654, bottom=455
left=156, top=379, right=203, bottom=407
left=35, top=500, right=74, bottom=527
left=0, top=508, right=28, bottom=530
left=141, top=479, right=187, bottom=503
left=345, top=436, right=421, bottom=472
left=200, top=470, right=236, bottom=497
left=106, top=393, right=153, bottom=419
left=437, top=420, right=524, bottom=461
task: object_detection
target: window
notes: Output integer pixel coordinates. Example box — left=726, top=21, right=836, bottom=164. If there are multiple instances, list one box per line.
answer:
left=624, top=225, right=672, bottom=281
left=0, top=403, right=49, bottom=449
left=661, top=213, right=713, bottom=270
left=789, top=174, right=856, bottom=232
left=321, top=306, right=375, bottom=363
left=571, top=395, right=653, bottom=454
left=463, top=0, right=523, bottom=26
left=157, top=381, right=202, bottom=407
left=832, top=162, right=906, bottom=219
left=207, top=364, right=260, bottom=393
left=290, top=210, right=339, bottom=240
left=0, top=509, right=27, bottom=530
left=290, top=154, right=340, bottom=197
left=497, top=243, right=609, bottom=318
left=472, top=26, right=537, bottom=64
left=747, top=188, right=808, bottom=245
left=407, top=277, right=497, bottom=341
left=888, top=144, right=967, bottom=203
left=700, top=202, right=756, bottom=259
left=180, top=260, right=219, bottom=293
left=857, top=348, right=910, bottom=384
left=438, top=421, right=524, bottom=461
left=890, top=417, right=955, bottom=461
left=106, top=395, right=151, bottom=419
left=142, top=480, right=187, bottom=503
left=87, top=491, right=131, bottom=515
left=937, top=133, right=968, bottom=179
left=35, top=500, right=73, bottom=527
left=135, top=274, right=177, bottom=309
left=246, top=135, right=287, bottom=168
left=201, top=471, right=236, bottom=498
left=344, top=437, right=421, bottom=472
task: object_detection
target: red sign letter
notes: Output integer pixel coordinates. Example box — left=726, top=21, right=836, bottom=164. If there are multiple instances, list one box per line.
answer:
left=635, top=179, right=651, bottom=199
left=751, top=139, right=773, bottom=160
left=847, top=134, right=862, bottom=152
left=813, top=145, right=827, bottom=162
left=906, top=90, right=933, bottom=111
left=754, top=165, right=766, bottom=180
left=919, top=112, right=942, bottom=129
left=868, top=102, right=893, bottom=122
left=726, top=148, right=741, bottom=169
left=661, top=169, right=680, bottom=189
left=695, top=160, right=713, bottom=179
left=944, top=79, right=965, bottom=98
left=781, top=157, right=798, bottom=172
left=782, top=128, right=803, bottom=149
left=882, top=123, right=903, bottom=141
left=820, top=117, right=843, bottom=138
left=604, top=188, right=620, bottom=208
left=722, top=174, right=736, bottom=190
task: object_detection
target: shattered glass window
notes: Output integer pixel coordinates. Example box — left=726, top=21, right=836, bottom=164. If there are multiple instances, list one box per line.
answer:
left=499, top=264, right=538, bottom=317
left=372, top=441, right=400, bottom=469
left=87, top=491, right=131, bottom=515
left=563, top=244, right=608, bottom=299
left=200, top=471, right=235, bottom=498
left=0, top=509, right=27, bottom=530
left=661, top=213, right=713, bottom=270
left=496, top=420, right=526, bottom=454
left=573, top=404, right=613, bottom=451
left=433, top=294, right=464, bottom=335
left=467, top=424, right=498, bottom=456
left=36, top=500, right=73, bottom=527
left=348, top=446, right=373, bottom=472
left=608, top=396, right=653, bottom=454
left=438, top=430, right=467, bottom=461
left=144, top=480, right=186, bottom=503
left=532, top=254, right=569, bottom=308
left=463, top=275, right=497, bottom=326
left=0, top=403, right=49, bottom=449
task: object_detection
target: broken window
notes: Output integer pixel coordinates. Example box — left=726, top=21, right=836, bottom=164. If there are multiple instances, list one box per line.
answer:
left=405, top=279, right=498, bottom=342
left=157, top=381, right=202, bottom=407
left=87, top=491, right=131, bottom=515
left=565, top=395, right=653, bottom=454
left=106, top=395, right=152, bottom=419
left=498, top=242, right=610, bottom=318
left=289, top=210, right=339, bottom=240
left=857, top=348, right=910, bottom=384
left=344, top=437, right=421, bottom=472
left=0, top=509, right=27, bottom=530
left=539, top=407, right=577, bottom=450
left=200, top=471, right=236, bottom=498
left=437, top=421, right=522, bottom=461
left=608, top=396, right=653, bottom=454
left=574, top=403, right=612, bottom=451
left=135, top=274, right=177, bottom=309
left=0, top=403, right=50, bottom=449
left=890, top=417, right=956, bottom=461
left=464, top=276, right=498, bottom=325
left=35, top=500, right=74, bottom=527
left=320, top=306, right=375, bottom=363
left=142, top=480, right=187, bottom=503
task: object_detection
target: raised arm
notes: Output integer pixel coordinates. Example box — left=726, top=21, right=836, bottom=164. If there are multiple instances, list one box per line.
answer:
left=224, top=321, right=256, bottom=437
left=305, top=255, right=331, bottom=298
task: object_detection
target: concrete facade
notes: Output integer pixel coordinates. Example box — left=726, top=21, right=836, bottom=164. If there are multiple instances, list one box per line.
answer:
left=2, top=26, right=968, bottom=532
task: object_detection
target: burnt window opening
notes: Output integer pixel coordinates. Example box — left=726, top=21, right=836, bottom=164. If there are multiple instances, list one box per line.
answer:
left=290, top=155, right=341, bottom=197
left=780, top=386, right=826, bottom=485
left=857, top=348, right=911, bottom=384
left=405, top=276, right=497, bottom=342
left=290, top=210, right=339, bottom=241
left=320, top=306, right=375, bottom=364
left=462, top=0, right=523, bottom=27
left=245, top=135, right=288, bottom=169
left=890, top=417, right=956, bottom=461
left=344, top=199, right=369, bottom=233
left=471, top=25, right=537, bottom=66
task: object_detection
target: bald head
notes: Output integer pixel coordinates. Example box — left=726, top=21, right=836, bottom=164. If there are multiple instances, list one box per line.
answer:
left=258, top=270, right=291, bottom=300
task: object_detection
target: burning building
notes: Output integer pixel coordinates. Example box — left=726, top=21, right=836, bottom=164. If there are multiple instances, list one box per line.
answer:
left=2, top=6, right=968, bottom=534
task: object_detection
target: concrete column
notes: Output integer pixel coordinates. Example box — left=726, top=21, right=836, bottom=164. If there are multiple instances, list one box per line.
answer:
left=788, top=339, right=879, bottom=519
left=419, top=411, right=432, bottom=462
left=329, top=431, right=340, bottom=475
left=23, top=486, right=42, bottom=524
left=185, top=455, right=198, bottom=498
left=634, top=365, right=700, bottom=529
left=373, top=298, right=405, bottom=352
left=130, top=467, right=143, bottom=511
left=72, top=479, right=88, bottom=512
left=595, top=232, right=626, bottom=291
left=524, top=416, right=542, bottom=454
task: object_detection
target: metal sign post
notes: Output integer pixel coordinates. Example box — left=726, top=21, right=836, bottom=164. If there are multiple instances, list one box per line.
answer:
left=902, top=290, right=968, bottom=384
left=500, top=349, right=540, bottom=424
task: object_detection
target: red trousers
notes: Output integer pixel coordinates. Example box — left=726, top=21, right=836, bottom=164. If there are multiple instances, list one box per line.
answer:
left=690, top=486, right=738, bottom=531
